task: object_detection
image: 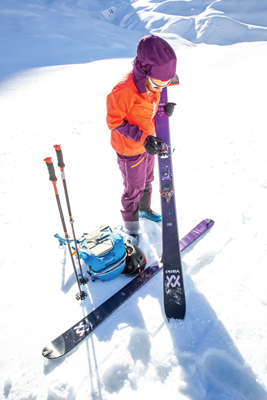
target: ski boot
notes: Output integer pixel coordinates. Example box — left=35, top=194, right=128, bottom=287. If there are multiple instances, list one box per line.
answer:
left=139, top=207, right=161, bottom=222
left=113, top=225, right=139, bottom=245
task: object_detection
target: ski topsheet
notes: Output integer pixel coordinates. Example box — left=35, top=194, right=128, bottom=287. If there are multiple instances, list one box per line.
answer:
left=42, top=219, right=214, bottom=359
left=155, top=87, right=184, bottom=320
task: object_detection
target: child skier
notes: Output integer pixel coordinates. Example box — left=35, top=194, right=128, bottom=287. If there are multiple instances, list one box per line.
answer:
left=106, top=35, right=178, bottom=239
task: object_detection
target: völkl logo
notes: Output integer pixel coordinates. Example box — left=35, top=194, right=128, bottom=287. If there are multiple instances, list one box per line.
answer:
left=73, top=320, right=93, bottom=337
left=166, top=274, right=181, bottom=288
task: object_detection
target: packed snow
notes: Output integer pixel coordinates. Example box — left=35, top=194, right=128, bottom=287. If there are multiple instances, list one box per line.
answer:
left=0, top=0, right=267, bottom=399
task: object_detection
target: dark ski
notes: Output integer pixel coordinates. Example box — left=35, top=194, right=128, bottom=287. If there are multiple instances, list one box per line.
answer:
left=42, top=219, right=214, bottom=359
left=155, top=86, right=185, bottom=320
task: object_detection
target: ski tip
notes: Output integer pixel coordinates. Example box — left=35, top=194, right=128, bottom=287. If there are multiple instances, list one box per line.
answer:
left=42, top=347, right=54, bottom=359
left=206, top=219, right=215, bottom=229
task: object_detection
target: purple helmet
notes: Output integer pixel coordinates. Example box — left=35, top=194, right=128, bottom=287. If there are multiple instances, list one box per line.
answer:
left=133, top=35, right=177, bottom=93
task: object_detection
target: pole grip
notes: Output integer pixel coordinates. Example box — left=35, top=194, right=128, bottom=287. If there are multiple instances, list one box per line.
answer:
left=44, top=157, right=57, bottom=181
left=54, top=144, right=65, bottom=169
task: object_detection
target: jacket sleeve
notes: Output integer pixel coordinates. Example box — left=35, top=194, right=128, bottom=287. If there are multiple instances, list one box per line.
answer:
left=113, top=120, right=143, bottom=142
left=106, top=87, right=143, bottom=143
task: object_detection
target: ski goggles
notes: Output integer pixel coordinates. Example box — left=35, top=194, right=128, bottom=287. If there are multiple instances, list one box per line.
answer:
left=148, top=77, right=171, bottom=89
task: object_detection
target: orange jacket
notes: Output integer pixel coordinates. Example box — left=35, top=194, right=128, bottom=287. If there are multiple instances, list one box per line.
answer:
left=106, top=71, right=161, bottom=156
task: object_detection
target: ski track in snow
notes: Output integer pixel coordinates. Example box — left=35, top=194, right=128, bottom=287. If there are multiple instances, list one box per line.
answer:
left=1, top=0, right=267, bottom=399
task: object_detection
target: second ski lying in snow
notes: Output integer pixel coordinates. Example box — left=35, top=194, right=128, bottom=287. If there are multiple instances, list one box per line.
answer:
left=42, top=218, right=214, bottom=359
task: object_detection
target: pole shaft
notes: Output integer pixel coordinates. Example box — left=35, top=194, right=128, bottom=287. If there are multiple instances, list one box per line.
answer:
left=54, top=184, right=82, bottom=295
left=61, top=177, right=84, bottom=279
left=44, top=158, right=83, bottom=297
left=54, top=146, right=85, bottom=281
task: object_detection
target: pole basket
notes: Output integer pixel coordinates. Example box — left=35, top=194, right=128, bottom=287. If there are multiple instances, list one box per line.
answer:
left=76, top=291, right=87, bottom=301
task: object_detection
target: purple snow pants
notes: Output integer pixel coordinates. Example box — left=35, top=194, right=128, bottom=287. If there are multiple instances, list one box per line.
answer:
left=117, top=152, right=155, bottom=232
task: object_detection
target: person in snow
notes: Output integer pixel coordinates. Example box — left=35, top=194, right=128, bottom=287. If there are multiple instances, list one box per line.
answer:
left=106, top=34, right=179, bottom=239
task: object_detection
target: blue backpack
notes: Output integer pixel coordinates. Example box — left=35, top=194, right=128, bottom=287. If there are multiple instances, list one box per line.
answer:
left=55, top=225, right=126, bottom=281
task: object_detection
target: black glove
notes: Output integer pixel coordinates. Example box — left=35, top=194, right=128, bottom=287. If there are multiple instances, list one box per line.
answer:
left=144, top=135, right=164, bottom=155
left=164, top=102, right=176, bottom=117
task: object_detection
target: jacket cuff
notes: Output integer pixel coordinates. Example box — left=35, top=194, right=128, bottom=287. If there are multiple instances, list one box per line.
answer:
left=140, top=131, right=150, bottom=146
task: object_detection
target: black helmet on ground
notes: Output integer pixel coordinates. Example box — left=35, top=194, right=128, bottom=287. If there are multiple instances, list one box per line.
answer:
left=123, top=243, right=147, bottom=275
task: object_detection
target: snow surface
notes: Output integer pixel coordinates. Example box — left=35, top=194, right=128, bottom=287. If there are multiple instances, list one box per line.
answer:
left=0, top=0, right=267, bottom=399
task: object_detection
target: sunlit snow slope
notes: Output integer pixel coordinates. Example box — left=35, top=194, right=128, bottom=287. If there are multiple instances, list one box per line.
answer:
left=1, top=0, right=267, bottom=79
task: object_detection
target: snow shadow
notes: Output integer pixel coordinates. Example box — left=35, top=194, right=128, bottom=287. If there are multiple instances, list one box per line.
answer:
left=86, top=237, right=267, bottom=398
left=82, top=332, right=104, bottom=400
left=3, top=378, right=12, bottom=398
left=165, top=273, right=267, bottom=399
left=96, top=273, right=267, bottom=398
left=47, top=381, right=76, bottom=400
left=43, top=357, right=65, bottom=376
left=59, top=246, right=91, bottom=299
left=127, top=327, right=152, bottom=365
left=100, top=327, right=152, bottom=394
left=103, top=363, right=133, bottom=394
left=42, top=221, right=267, bottom=397
left=59, top=246, right=83, bottom=295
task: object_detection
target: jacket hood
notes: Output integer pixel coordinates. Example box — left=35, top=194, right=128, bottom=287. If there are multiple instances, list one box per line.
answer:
left=133, top=35, right=177, bottom=94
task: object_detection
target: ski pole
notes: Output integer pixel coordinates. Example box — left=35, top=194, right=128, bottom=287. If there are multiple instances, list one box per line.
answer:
left=44, top=157, right=87, bottom=301
left=53, top=145, right=89, bottom=285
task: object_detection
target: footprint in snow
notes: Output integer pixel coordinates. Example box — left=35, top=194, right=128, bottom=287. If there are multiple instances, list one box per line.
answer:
left=127, top=328, right=151, bottom=365
left=47, top=381, right=76, bottom=400
left=103, top=363, right=132, bottom=394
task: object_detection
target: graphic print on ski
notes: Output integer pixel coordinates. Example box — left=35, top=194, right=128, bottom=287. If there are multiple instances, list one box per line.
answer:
left=155, top=87, right=185, bottom=320
left=42, top=219, right=214, bottom=359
